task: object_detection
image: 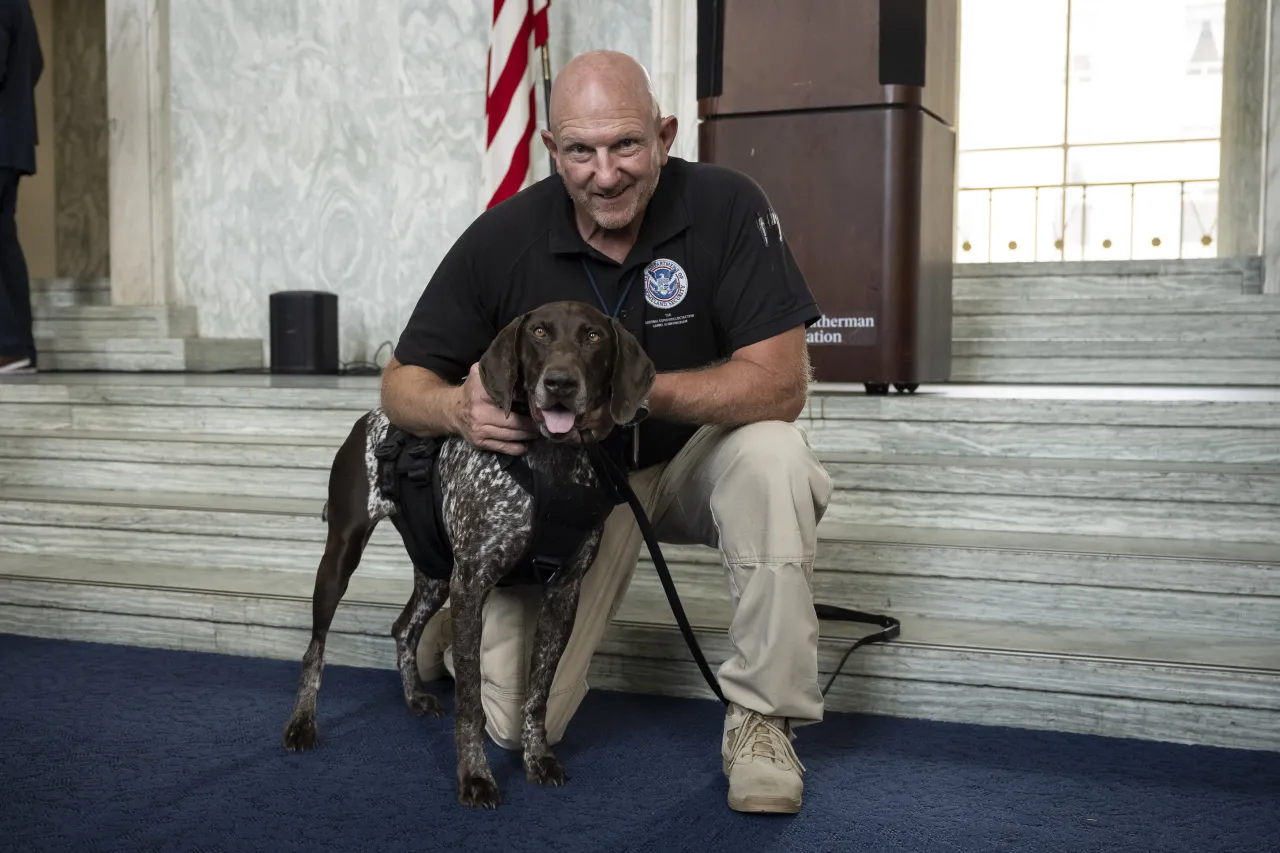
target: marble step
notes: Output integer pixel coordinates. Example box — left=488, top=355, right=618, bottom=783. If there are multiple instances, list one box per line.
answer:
left=5, top=379, right=1278, bottom=464
left=809, top=398, right=1280, bottom=465
left=1, top=488, right=1275, bottom=637
left=29, top=277, right=112, bottom=309
left=949, top=356, right=1280, bottom=386
left=952, top=257, right=1263, bottom=287
left=1, top=436, right=1275, bottom=542
left=32, top=337, right=265, bottom=372
left=954, top=312, right=1280, bottom=340
left=953, top=294, right=1280, bottom=316
left=952, top=338, right=1280, bottom=359
left=2, top=428, right=1275, bottom=500
left=1, top=554, right=1276, bottom=751
left=32, top=305, right=199, bottom=339
left=11, top=373, right=1277, bottom=423
left=629, top=547, right=1280, bottom=642
left=811, top=384, right=1280, bottom=426
left=953, top=273, right=1251, bottom=300
left=821, top=453, right=1280, bottom=506
left=751, top=473, right=1277, bottom=541
left=0, top=374, right=377, bottom=435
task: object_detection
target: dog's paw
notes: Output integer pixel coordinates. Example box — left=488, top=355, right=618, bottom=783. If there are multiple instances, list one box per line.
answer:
left=406, top=690, right=447, bottom=717
left=458, top=774, right=503, bottom=809
left=525, top=754, right=568, bottom=787
left=282, top=714, right=319, bottom=751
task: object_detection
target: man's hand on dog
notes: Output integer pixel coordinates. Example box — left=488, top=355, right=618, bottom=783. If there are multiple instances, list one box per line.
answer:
left=455, top=363, right=540, bottom=455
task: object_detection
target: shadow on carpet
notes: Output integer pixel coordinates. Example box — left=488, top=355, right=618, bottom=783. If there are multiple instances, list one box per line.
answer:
left=1, top=633, right=1277, bottom=853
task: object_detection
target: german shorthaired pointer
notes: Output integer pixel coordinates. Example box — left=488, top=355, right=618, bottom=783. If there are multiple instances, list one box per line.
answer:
left=281, top=300, right=656, bottom=809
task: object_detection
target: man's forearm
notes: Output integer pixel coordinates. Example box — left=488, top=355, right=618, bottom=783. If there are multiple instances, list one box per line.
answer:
left=379, top=359, right=462, bottom=438
left=647, top=356, right=809, bottom=426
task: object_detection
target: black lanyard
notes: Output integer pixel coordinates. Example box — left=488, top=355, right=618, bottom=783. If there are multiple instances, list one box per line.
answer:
left=581, top=258, right=645, bottom=468
left=581, top=258, right=640, bottom=319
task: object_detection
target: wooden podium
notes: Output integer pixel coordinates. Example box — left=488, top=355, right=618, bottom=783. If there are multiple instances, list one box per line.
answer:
left=696, top=0, right=959, bottom=391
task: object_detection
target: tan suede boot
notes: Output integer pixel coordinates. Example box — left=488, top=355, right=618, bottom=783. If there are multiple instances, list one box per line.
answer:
left=721, top=702, right=806, bottom=814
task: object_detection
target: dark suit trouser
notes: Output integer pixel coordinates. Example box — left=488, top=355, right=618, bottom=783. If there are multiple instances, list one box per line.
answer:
left=0, top=168, right=34, bottom=359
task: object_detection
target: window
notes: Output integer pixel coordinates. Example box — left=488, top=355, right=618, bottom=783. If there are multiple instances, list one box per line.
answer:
left=955, top=0, right=1225, bottom=263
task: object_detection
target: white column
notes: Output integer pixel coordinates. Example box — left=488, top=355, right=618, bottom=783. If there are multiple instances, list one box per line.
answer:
left=1265, top=0, right=1280, bottom=293
left=1218, top=0, right=1267, bottom=259
left=106, top=0, right=174, bottom=306
left=650, top=0, right=700, bottom=163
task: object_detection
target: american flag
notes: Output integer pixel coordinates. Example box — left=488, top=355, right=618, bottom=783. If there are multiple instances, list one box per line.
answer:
left=483, top=0, right=551, bottom=210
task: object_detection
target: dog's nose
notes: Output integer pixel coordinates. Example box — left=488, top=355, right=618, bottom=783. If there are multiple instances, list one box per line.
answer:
left=542, top=370, right=579, bottom=397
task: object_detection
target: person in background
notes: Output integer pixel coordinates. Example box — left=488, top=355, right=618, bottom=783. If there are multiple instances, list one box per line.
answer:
left=0, top=0, right=43, bottom=375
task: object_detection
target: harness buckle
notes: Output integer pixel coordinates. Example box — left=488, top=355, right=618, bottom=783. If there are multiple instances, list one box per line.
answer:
left=406, top=441, right=435, bottom=458
left=530, top=556, right=562, bottom=585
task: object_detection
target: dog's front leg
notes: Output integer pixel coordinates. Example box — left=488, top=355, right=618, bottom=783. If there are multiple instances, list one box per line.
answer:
left=521, top=572, right=585, bottom=786
left=449, top=568, right=502, bottom=809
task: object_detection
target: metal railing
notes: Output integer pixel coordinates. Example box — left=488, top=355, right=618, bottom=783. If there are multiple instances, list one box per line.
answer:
left=956, top=178, right=1219, bottom=263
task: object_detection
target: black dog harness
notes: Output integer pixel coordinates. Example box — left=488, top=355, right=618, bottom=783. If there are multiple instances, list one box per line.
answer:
left=374, top=423, right=901, bottom=702
left=374, top=425, right=624, bottom=587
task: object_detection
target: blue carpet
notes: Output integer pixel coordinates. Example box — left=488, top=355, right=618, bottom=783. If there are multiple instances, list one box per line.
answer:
left=1, top=634, right=1276, bottom=853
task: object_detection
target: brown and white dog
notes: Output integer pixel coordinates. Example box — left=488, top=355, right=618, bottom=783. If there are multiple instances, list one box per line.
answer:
left=281, top=300, right=655, bottom=809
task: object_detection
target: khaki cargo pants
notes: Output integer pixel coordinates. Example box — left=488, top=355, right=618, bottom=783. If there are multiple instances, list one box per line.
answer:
left=417, top=419, right=834, bottom=750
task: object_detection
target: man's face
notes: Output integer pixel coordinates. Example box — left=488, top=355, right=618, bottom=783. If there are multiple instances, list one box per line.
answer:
left=543, top=109, right=677, bottom=232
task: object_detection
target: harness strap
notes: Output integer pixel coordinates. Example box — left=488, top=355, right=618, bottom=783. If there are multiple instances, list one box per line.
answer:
left=374, top=427, right=408, bottom=500
left=377, top=427, right=454, bottom=580
left=580, top=432, right=901, bottom=705
left=496, top=453, right=535, bottom=493
left=495, top=454, right=618, bottom=585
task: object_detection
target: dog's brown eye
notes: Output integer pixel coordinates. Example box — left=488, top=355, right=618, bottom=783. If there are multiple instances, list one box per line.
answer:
left=533, top=326, right=547, bottom=338
left=586, top=331, right=601, bottom=344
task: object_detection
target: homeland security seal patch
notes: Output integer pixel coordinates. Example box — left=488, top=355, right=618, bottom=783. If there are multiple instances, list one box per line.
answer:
left=643, top=258, right=688, bottom=310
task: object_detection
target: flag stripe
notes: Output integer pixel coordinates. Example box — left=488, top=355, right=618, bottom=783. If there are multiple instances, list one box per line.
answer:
left=484, top=0, right=550, bottom=211
left=488, top=0, right=528, bottom=96
left=487, top=91, right=537, bottom=208
left=486, top=15, right=533, bottom=145
left=531, top=0, right=550, bottom=44
left=483, top=70, right=534, bottom=194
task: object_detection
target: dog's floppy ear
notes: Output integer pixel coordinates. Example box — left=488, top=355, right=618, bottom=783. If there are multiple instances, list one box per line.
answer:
left=608, top=317, right=656, bottom=426
left=478, top=313, right=526, bottom=416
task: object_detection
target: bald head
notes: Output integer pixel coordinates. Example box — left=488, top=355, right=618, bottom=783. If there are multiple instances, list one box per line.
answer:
left=547, top=50, right=660, bottom=136
left=541, top=50, right=679, bottom=237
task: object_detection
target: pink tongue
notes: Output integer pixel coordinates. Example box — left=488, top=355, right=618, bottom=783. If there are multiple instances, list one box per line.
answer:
left=542, top=408, right=576, bottom=434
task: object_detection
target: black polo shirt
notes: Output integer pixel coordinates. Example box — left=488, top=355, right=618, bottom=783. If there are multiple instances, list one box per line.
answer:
left=393, top=155, right=821, bottom=468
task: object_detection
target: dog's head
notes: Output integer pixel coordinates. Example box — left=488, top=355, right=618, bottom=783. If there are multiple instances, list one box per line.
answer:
left=478, top=300, right=656, bottom=442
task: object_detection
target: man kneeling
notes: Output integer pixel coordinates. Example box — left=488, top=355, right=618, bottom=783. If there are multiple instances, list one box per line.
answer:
left=380, top=49, right=832, bottom=815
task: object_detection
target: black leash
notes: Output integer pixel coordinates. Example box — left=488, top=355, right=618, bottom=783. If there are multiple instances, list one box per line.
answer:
left=580, top=432, right=901, bottom=704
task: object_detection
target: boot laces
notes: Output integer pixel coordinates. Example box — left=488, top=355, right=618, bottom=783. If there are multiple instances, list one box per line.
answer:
left=729, top=711, right=806, bottom=774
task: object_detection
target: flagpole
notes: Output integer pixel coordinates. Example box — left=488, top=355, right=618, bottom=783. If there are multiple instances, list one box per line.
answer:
left=540, top=42, right=554, bottom=175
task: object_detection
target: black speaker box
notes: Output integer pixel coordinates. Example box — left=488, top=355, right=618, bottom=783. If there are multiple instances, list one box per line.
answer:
left=269, top=290, right=339, bottom=374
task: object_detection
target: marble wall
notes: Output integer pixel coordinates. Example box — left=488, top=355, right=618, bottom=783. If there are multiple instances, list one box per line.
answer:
left=168, top=0, right=656, bottom=366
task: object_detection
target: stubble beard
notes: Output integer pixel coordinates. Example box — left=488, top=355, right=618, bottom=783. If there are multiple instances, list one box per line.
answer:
left=569, top=168, right=661, bottom=233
